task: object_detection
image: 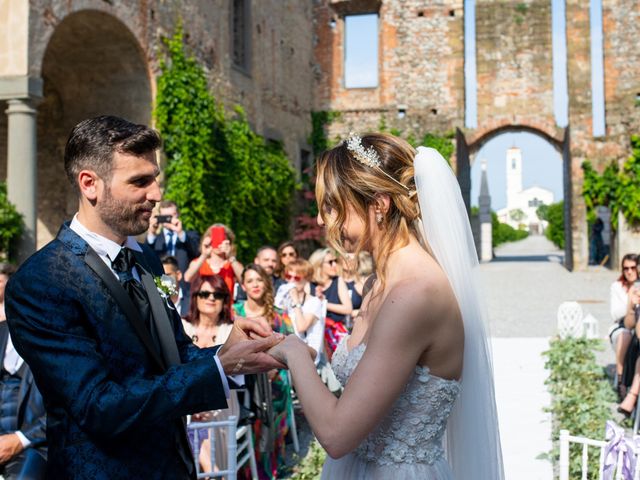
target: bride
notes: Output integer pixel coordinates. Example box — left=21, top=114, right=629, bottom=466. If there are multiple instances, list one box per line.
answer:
left=269, top=133, right=503, bottom=479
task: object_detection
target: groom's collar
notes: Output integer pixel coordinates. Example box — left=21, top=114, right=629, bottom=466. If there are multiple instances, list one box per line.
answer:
left=69, top=214, right=142, bottom=263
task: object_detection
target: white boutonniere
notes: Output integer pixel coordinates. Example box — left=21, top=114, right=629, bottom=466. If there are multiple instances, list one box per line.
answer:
left=154, top=275, right=178, bottom=309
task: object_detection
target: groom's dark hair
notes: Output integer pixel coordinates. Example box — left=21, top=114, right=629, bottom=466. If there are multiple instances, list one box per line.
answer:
left=64, top=115, right=161, bottom=194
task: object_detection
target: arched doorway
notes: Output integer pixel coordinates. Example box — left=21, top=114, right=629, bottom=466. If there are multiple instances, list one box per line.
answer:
left=37, top=10, right=152, bottom=247
left=457, top=125, right=573, bottom=269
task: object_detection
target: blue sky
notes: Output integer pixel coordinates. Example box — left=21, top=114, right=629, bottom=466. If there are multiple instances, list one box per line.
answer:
left=345, top=1, right=605, bottom=208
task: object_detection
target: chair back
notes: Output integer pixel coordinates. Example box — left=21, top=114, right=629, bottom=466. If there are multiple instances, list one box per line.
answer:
left=188, top=416, right=238, bottom=479
left=559, top=429, right=640, bottom=480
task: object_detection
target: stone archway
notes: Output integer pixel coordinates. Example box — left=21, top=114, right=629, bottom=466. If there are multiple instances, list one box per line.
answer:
left=457, top=124, right=572, bottom=269
left=37, top=10, right=152, bottom=247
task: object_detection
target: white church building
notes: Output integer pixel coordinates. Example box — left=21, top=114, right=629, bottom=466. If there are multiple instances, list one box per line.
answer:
left=496, top=146, right=554, bottom=234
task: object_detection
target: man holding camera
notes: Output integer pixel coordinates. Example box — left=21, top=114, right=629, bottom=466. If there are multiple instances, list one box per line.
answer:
left=146, top=201, right=200, bottom=275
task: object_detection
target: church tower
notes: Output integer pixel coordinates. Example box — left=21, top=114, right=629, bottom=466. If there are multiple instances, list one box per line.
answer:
left=506, top=146, right=523, bottom=209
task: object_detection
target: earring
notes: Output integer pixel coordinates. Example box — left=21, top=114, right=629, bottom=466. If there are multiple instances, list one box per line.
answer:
left=376, top=212, right=383, bottom=225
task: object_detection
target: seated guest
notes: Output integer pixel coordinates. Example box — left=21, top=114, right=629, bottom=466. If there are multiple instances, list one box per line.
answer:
left=236, top=246, right=285, bottom=302
left=609, top=253, right=639, bottom=398
left=618, top=281, right=640, bottom=415
left=233, top=265, right=293, bottom=479
left=275, top=259, right=324, bottom=361
left=181, top=274, right=234, bottom=473
left=308, top=248, right=352, bottom=356
left=276, top=241, right=299, bottom=278
left=146, top=200, right=200, bottom=275
left=0, top=264, right=47, bottom=479
left=161, top=256, right=189, bottom=317
left=184, top=224, right=243, bottom=301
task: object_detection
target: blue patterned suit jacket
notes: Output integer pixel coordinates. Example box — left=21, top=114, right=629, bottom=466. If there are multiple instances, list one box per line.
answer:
left=5, top=224, right=228, bottom=479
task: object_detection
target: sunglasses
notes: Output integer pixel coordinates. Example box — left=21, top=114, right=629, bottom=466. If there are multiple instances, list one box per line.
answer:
left=285, top=273, right=303, bottom=282
left=325, top=259, right=338, bottom=266
left=197, top=290, right=227, bottom=301
left=624, top=266, right=638, bottom=271
left=281, top=252, right=297, bottom=258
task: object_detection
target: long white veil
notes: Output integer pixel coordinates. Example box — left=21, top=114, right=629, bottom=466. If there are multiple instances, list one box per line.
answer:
left=413, top=146, right=504, bottom=479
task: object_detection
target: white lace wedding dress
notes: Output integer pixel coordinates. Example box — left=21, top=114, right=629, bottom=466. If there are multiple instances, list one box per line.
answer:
left=321, top=336, right=461, bottom=479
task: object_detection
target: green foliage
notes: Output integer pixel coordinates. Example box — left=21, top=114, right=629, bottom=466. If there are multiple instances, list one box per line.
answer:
left=418, top=131, right=455, bottom=164
left=0, top=182, right=22, bottom=261
left=536, top=204, right=550, bottom=222
left=155, top=26, right=296, bottom=260
left=545, top=201, right=565, bottom=249
left=491, top=212, right=528, bottom=247
left=509, top=208, right=526, bottom=223
left=582, top=135, right=640, bottom=229
left=309, top=111, right=340, bottom=155
left=290, top=439, right=326, bottom=480
left=543, top=337, right=615, bottom=479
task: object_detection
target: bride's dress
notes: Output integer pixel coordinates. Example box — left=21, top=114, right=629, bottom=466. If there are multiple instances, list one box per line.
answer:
left=321, top=336, right=461, bottom=480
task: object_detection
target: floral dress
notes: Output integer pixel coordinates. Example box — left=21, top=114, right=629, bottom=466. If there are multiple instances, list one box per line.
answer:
left=233, top=303, right=294, bottom=479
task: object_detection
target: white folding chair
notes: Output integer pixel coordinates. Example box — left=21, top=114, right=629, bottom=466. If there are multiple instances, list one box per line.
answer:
left=188, top=389, right=258, bottom=480
left=559, top=429, right=640, bottom=480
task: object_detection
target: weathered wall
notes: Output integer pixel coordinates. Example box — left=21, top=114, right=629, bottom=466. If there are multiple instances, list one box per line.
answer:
left=17, top=0, right=315, bottom=247
left=313, top=0, right=464, bottom=141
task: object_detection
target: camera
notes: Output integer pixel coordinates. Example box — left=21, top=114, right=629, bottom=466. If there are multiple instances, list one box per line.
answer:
left=156, top=215, right=173, bottom=224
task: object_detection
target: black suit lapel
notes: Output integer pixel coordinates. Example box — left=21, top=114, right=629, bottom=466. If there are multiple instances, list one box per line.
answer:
left=84, top=248, right=166, bottom=371
left=133, top=251, right=181, bottom=367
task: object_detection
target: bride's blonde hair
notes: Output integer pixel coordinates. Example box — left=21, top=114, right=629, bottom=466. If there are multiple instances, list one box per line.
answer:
left=315, top=133, right=422, bottom=290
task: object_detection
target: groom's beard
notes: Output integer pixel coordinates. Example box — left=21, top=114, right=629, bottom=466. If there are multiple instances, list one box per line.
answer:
left=97, top=186, right=155, bottom=238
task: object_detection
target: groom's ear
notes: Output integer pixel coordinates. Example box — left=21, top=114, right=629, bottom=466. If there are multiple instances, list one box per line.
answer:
left=77, top=170, right=102, bottom=202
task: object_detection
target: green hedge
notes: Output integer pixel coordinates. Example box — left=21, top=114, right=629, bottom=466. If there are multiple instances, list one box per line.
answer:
left=155, top=25, right=296, bottom=260
left=543, top=337, right=615, bottom=479
left=545, top=201, right=565, bottom=249
left=491, top=212, right=528, bottom=247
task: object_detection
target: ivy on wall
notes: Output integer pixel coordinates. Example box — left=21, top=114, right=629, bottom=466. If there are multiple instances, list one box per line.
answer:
left=154, top=25, right=296, bottom=260
left=581, top=135, right=640, bottom=229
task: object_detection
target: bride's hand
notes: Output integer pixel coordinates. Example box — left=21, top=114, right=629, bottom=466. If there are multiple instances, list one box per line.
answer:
left=268, top=334, right=316, bottom=367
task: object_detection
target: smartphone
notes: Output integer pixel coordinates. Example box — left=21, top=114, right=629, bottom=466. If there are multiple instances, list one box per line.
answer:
left=156, top=214, right=173, bottom=224
left=210, top=226, right=226, bottom=248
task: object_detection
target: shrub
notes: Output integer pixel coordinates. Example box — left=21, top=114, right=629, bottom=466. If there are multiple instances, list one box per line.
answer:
left=545, top=201, right=565, bottom=249
left=543, top=337, right=615, bottom=479
left=0, top=182, right=22, bottom=261
left=491, top=212, right=528, bottom=247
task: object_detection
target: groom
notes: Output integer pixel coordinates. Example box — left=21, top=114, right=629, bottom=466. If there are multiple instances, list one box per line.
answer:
left=5, top=116, right=284, bottom=479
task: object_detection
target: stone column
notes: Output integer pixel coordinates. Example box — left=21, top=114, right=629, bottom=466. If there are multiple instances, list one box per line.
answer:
left=5, top=97, right=38, bottom=261
left=0, top=76, right=42, bottom=262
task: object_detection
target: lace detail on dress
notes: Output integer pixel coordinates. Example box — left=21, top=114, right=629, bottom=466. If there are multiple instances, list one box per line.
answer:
left=331, top=337, right=461, bottom=467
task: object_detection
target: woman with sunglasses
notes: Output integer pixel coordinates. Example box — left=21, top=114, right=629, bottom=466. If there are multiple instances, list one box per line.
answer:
left=233, top=265, right=294, bottom=479
left=309, top=248, right=353, bottom=356
left=277, top=259, right=325, bottom=360
left=276, top=241, right=299, bottom=278
left=181, top=274, right=234, bottom=474
left=182, top=274, right=233, bottom=348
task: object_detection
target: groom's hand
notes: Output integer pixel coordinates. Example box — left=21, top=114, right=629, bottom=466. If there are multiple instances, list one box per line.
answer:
left=233, top=316, right=272, bottom=339
left=218, top=322, right=287, bottom=375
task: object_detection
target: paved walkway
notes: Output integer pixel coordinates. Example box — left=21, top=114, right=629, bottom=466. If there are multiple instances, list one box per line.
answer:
left=483, top=235, right=616, bottom=480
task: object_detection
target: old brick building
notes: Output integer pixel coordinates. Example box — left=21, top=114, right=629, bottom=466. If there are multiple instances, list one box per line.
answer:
left=313, top=0, right=640, bottom=269
left=1, top=0, right=639, bottom=268
left=0, top=0, right=315, bottom=254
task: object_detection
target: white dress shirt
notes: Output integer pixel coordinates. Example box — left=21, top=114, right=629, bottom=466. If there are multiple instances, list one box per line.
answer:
left=70, top=215, right=229, bottom=398
left=146, top=228, right=187, bottom=256
left=3, top=332, right=30, bottom=448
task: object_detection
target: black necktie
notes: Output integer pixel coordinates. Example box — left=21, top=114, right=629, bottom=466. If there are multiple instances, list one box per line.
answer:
left=111, top=248, right=152, bottom=331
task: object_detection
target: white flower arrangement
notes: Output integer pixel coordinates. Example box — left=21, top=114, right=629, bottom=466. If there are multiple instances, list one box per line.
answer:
left=154, top=274, right=178, bottom=298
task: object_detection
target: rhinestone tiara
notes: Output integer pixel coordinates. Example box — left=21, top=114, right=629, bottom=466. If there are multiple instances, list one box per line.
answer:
left=344, top=132, right=415, bottom=196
